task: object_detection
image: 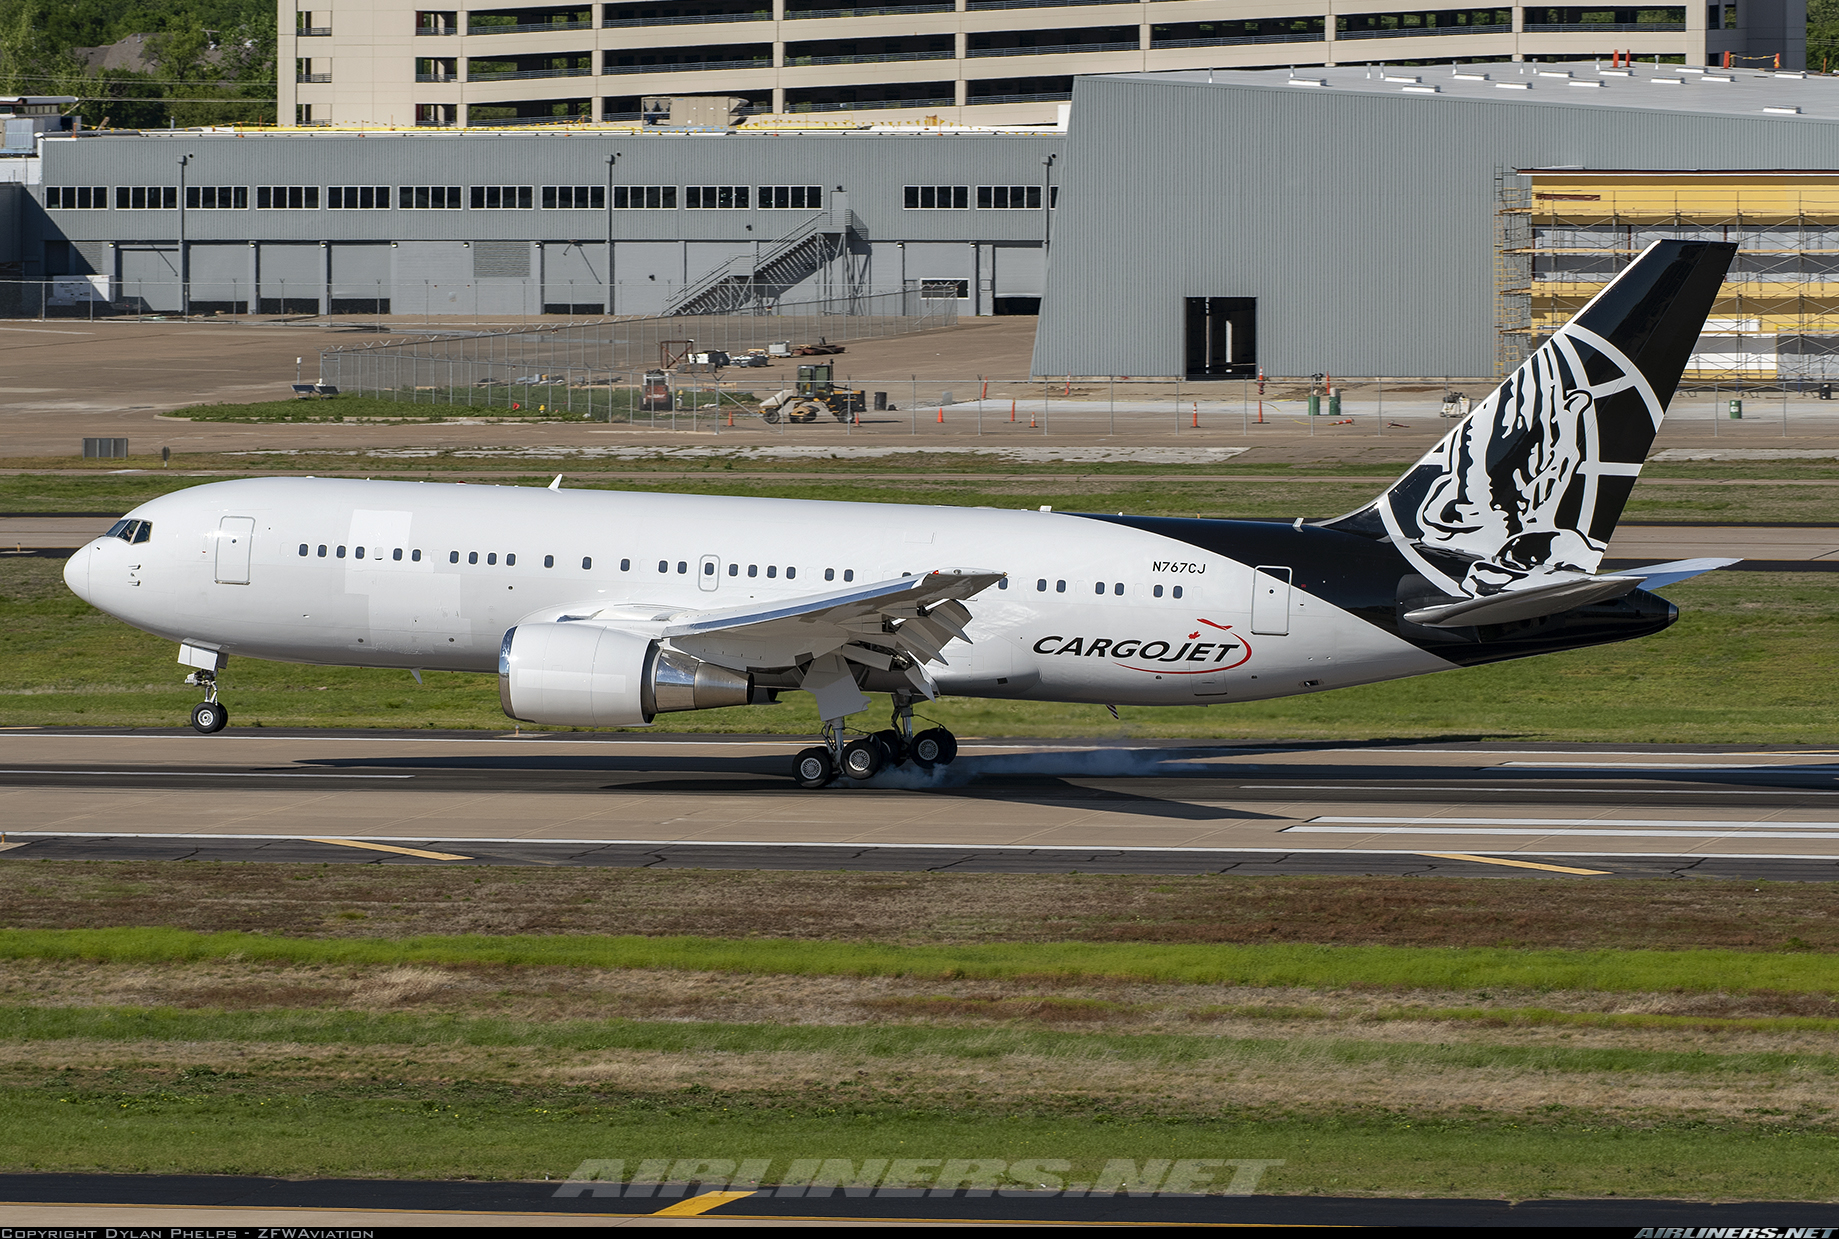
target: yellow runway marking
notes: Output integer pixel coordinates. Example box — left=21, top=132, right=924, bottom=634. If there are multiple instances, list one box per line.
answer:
left=305, top=837, right=472, bottom=861
left=1422, top=852, right=1612, bottom=876
left=651, top=1191, right=758, bottom=1216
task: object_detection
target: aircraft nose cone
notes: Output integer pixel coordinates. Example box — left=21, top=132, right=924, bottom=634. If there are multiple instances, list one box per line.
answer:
left=63, top=545, right=93, bottom=605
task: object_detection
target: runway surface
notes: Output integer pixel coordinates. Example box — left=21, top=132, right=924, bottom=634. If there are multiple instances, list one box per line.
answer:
left=2, top=1172, right=1835, bottom=1227
left=6, top=730, right=1839, bottom=878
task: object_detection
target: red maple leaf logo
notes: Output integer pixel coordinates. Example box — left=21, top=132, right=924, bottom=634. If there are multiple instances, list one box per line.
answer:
left=1188, top=631, right=1201, bottom=640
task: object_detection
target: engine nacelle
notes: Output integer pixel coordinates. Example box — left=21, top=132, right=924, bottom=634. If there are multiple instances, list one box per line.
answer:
left=498, top=623, right=751, bottom=727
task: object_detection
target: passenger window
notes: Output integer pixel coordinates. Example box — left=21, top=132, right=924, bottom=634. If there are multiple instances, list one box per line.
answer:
left=1173, top=585, right=1183, bottom=599
left=508, top=553, right=517, bottom=566
left=677, top=561, right=687, bottom=574
left=318, top=545, right=327, bottom=557
left=658, top=560, right=668, bottom=573
left=298, top=544, right=308, bottom=556
left=412, top=549, right=422, bottom=562
left=488, top=553, right=497, bottom=565
left=825, top=568, right=835, bottom=581
left=703, top=561, right=714, bottom=576
left=392, top=548, right=403, bottom=561
left=586, top=557, right=596, bottom=570
left=450, top=551, right=460, bottom=563
left=1114, top=583, right=1123, bottom=595
left=1056, top=580, right=1065, bottom=593
left=355, top=546, right=365, bottom=559
left=767, top=566, right=777, bottom=578
left=729, top=563, right=738, bottom=576
left=1093, top=581, right=1103, bottom=595
left=468, top=552, right=478, bottom=564
left=543, top=555, right=553, bottom=568
left=844, top=569, right=854, bottom=582
left=1153, top=584, right=1164, bottom=598
left=748, top=565, right=758, bottom=578
left=1036, top=579, right=1046, bottom=591
left=132, top=522, right=151, bottom=544
left=337, top=546, right=346, bottom=558
left=787, top=567, right=796, bottom=579
left=998, top=578, right=1008, bottom=590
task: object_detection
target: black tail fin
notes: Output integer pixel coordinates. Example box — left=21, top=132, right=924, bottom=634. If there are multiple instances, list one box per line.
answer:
left=1326, top=239, right=1735, bottom=600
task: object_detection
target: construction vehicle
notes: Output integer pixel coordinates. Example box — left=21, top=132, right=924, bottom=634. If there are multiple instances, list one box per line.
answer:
left=756, top=364, right=867, bottom=423
left=639, top=369, right=674, bottom=411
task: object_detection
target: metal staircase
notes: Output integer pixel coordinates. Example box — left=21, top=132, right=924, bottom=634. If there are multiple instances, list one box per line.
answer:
left=664, top=209, right=850, bottom=316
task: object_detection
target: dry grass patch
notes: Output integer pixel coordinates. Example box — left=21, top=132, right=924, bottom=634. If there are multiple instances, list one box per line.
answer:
left=6, top=863, right=1839, bottom=951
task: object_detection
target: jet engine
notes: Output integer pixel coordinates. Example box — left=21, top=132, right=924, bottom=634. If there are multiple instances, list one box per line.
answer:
left=498, top=623, right=751, bottom=727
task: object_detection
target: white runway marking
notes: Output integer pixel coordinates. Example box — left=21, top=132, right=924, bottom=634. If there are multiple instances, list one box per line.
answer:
left=1292, top=826, right=1839, bottom=839
left=1311, top=816, right=1839, bottom=829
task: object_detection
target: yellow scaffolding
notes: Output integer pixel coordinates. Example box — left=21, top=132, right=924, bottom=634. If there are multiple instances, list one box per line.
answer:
left=1497, top=171, right=1839, bottom=383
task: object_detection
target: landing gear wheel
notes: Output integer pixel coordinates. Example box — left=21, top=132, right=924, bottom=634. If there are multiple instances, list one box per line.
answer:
left=840, top=737, right=883, bottom=781
left=909, top=727, right=956, bottom=769
left=792, top=745, right=836, bottom=789
left=871, top=728, right=907, bottom=769
left=190, top=700, right=228, bottom=734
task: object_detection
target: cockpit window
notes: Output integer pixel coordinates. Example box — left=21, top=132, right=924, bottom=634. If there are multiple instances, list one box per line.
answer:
left=106, top=519, right=152, bottom=544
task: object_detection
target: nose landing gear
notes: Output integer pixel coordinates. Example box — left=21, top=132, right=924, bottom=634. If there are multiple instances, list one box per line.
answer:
left=786, top=695, right=955, bottom=788
left=185, top=670, right=228, bottom=734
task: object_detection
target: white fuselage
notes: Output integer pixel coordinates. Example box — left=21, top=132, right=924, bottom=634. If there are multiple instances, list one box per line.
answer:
left=64, top=477, right=1451, bottom=708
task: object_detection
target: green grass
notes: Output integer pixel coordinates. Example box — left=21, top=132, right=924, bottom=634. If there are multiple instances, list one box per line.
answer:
left=9, top=1074, right=1836, bottom=1198
left=4, top=553, right=1835, bottom=740
left=4, top=929, right=1835, bottom=994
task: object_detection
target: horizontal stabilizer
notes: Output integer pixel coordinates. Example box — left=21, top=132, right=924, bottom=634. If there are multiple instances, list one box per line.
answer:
left=1404, top=574, right=1644, bottom=628
left=1618, top=556, right=1743, bottom=590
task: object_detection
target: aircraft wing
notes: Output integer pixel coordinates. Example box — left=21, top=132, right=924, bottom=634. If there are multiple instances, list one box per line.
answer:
left=527, top=569, right=1005, bottom=707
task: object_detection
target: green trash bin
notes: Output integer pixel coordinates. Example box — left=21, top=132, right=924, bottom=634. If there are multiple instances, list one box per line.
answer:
left=1308, top=393, right=1321, bottom=416
left=1328, top=392, right=1341, bottom=417
left=1729, top=399, right=1743, bottom=419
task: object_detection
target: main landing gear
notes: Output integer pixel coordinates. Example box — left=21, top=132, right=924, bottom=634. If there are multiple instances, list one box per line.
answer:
left=185, top=669, right=228, bottom=733
left=791, top=695, right=956, bottom=789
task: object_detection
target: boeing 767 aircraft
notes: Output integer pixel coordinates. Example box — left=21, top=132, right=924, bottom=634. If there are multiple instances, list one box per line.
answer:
left=66, top=239, right=1738, bottom=788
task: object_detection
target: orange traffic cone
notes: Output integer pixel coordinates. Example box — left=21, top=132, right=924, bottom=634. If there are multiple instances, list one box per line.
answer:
left=1010, top=400, right=1016, bottom=422
left=937, top=406, right=944, bottom=423
left=1191, top=403, right=1199, bottom=428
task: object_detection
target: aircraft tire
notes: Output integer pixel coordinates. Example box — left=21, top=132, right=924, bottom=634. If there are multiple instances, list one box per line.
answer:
left=871, top=728, right=907, bottom=768
left=840, top=738, right=883, bottom=781
left=792, top=746, right=836, bottom=789
left=910, top=727, right=956, bottom=768
left=191, top=701, right=229, bottom=734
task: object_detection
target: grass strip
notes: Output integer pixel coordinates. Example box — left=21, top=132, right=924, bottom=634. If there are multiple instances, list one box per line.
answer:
left=7, top=1079, right=1838, bottom=1199
left=1199, top=1004, right=1839, bottom=1034
left=3, top=929, right=1837, bottom=994
left=3, top=1006, right=1835, bottom=1077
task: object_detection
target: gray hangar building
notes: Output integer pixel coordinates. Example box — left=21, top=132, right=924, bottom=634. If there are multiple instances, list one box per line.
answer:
left=25, top=127, right=1064, bottom=319
left=1031, top=64, right=1839, bottom=381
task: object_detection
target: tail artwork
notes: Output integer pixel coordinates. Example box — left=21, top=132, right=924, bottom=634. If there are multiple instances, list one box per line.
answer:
left=1326, top=240, right=1736, bottom=622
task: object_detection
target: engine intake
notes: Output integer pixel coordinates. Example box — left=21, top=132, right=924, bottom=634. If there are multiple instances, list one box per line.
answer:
left=498, top=623, right=750, bottom=727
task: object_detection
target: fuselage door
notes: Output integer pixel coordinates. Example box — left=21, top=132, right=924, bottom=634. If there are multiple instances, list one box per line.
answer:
left=215, top=516, right=256, bottom=585
left=698, top=554, right=720, bottom=592
left=1251, top=565, right=1291, bottom=636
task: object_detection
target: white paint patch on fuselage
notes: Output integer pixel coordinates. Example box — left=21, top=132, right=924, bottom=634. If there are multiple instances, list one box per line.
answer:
left=66, top=478, right=1450, bottom=707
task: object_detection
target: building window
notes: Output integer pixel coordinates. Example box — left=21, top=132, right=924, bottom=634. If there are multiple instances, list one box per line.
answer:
left=328, top=186, right=389, bottom=209
left=295, top=103, right=314, bottom=126
left=977, top=185, right=1041, bottom=210
left=758, top=185, right=821, bottom=210
left=115, top=187, right=179, bottom=209
left=543, top=185, right=605, bottom=209
left=185, top=186, right=248, bottom=209
left=686, top=185, right=750, bottom=209
left=612, top=186, right=677, bottom=209
left=921, top=279, right=968, bottom=300
left=400, top=185, right=463, bottom=209
left=904, top=185, right=969, bottom=210
left=470, top=185, right=534, bottom=209
left=45, top=186, right=108, bottom=209
left=256, top=186, right=321, bottom=209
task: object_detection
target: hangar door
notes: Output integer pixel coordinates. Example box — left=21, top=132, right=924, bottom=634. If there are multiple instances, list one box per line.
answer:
left=119, top=247, right=180, bottom=312
left=1184, top=297, right=1256, bottom=378
left=992, top=244, right=1044, bottom=315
